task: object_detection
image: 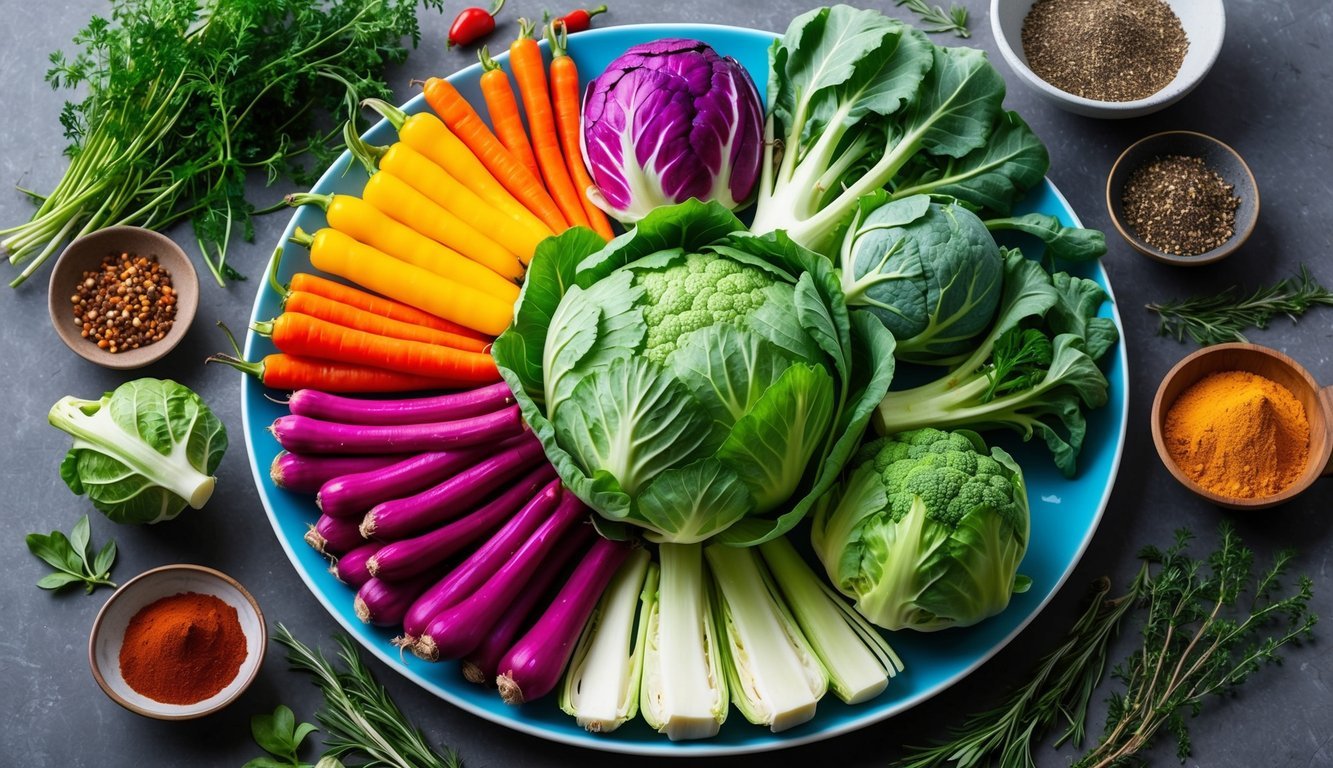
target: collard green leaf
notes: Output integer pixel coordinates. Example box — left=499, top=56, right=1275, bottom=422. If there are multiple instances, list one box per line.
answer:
left=553, top=356, right=715, bottom=497
left=895, top=111, right=1048, bottom=215
left=985, top=212, right=1107, bottom=264
left=718, top=363, right=836, bottom=513
left=636, top=460, right=754, bottom=544
left=901, top=46, right=1005, bottom=161
left=1048, top=271, right=1119, bottom=363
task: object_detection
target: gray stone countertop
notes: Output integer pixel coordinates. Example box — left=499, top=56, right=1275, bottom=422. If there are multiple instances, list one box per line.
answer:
left=1, top=0, right=1330, bottom=765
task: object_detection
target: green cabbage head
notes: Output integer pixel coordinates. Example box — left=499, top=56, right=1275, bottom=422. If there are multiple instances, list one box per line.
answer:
left=811, top=428, right=1031, bottom=631
left=492, top=200, right=896, bottom=546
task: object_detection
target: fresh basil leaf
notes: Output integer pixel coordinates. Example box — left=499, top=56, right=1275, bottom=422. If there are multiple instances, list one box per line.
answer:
left=26, top=532, right=75, bottom=573
left=93, top=539, right=117, bottom=579
left=240, top=758, right=291, bottom=768
left=251, top=710, right=291, bottom=756
left=290, top=722, right=318, bottom=749
left=69, top=515, right=91, bottom=566
left=37, top=572, right=84, bottom=590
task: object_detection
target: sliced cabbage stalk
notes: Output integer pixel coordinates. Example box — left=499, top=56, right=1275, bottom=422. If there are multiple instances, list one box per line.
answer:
left=705, top=542, right=827, bottom=732
left=759, top=536, right=904, bottom=704
left=640, top=543, right=728, bottom=740
left=560, top=549, right=655, bottom=733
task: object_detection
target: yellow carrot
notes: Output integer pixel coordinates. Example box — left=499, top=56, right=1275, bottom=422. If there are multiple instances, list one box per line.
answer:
left=291, top=227, right=513, bottom=337
left=287, top=192, right=520, bottom=304
left=361, top=172, right=525, bottom=279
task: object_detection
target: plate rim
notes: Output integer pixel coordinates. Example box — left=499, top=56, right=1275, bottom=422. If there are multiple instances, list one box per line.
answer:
left=240, top=22, right=1129, bottom=757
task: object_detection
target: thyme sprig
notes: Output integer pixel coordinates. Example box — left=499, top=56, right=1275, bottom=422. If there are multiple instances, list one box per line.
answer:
left=894, top=0, right=970, bottom=38
left=894, top=524, right=1316, bottom=768
left=1147, top=266, right=1333, bottom=346
left=275, top=626, right=462, bottom=768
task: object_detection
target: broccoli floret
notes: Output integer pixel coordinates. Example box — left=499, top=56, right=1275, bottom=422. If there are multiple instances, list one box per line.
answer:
left=862, top=429, right=1024, bottom=531
left=635, top=253, right=772, bottom=363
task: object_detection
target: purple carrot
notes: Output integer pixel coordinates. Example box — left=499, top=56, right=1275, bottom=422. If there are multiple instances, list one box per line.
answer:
left=367, top=464, right=558, bottom=582
left=495, top=537, right=635, bottom=704
left=330, top=541, right=382, bottom=589
left=269, top=404, right=524, bottom=455
left=398, top=480, right=562, bottom=644
left=414, top=494, right=594, bottom=662
left=360, top=434, right=546, bottom=540
left=460, top=527, right=587, bottom=685
left=288, top=383, right=515, bottom=425
left=305, top=513, right=366, bottom=556
left=354, top=572, right=437, bottom=627
left=271, top=452, right=406, bottom=493
left=317, top=446, right=489, bottom=519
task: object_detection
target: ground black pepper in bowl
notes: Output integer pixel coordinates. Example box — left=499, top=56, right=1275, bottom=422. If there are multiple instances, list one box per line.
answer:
left=1121, top=155, right=1240, bottom=257
left=1021, top=0, right=1188, bottom=102
left=71, top=252, right=177, bottom=354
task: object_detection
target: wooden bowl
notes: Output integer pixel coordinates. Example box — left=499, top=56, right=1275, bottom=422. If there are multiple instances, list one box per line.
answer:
left=1150, top=343, right=1333, bottom=509
left=1107, top=131, right=1259, bottom=266
left=88, top=564, right=266, bottom=720
left=47, top=226, right=199, bottom=369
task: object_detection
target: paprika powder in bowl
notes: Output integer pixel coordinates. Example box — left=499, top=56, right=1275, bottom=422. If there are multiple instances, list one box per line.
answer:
left=88, top=564, right=266, bottom=720
left=1150, top=343, right=1333, bottom=510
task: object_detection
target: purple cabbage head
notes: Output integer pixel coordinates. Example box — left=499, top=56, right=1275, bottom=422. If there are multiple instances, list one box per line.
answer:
left=581, top=39, right=764, bottom=224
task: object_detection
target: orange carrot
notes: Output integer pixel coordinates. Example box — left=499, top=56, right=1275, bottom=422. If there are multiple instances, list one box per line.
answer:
left=547, top=21, right=614, bottom=240
left=417, top=78, right=570, bottom=234
left=208, top=353, right=471, bottom=393
left=479, top=45, right=541, bottom=183
left=257, top=312, right=500, bottom=384
left=508, top=18, right=593, bottom=232
left=281, top=291, right=491, bottom=353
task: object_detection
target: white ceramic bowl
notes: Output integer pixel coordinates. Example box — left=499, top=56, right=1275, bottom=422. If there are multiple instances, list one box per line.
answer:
left=88, top=564, right=266, bottom=720
left=990, top=0, right=1226, bottom=118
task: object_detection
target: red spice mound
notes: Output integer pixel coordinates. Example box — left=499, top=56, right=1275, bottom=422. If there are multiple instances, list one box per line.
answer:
left=118, top=591, right=247, bottom=705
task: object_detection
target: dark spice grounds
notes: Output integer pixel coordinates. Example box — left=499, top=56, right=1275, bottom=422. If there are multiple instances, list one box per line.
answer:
left=1121, top=155, right=1241, bottom=256
left=1021, top=0, right=1188, bottom=102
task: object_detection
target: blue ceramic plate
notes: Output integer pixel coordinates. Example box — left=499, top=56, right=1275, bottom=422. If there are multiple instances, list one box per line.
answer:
left=242, top=23, right=1129, bottom=756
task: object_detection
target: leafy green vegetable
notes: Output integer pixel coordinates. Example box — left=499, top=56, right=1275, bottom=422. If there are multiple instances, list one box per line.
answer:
left=275, top=627, right=461, bottom=768
left=25, top=515, right=117, bottom=594
left=752, top=6, right=1047, bottom=252
left=894, top=524, right=1317, bottom=768
left=1146, top=265, right=1333, bottom=346
left=244, top=705, right=318, bottom=768
left=493, top=200, right=896, bottom=546
left=894, top=0, right=970, bottom=38
left=840, top=194, right=1002, bottom=364
left=1, top=0, right=440, bottom=286
left=984, top=212, right=1108, bottom=267
left=812, top=428, right=1030, bottom=632
left=873, top=250, right=1115, bottom=477
left=49, top=379, right=227, bottom=524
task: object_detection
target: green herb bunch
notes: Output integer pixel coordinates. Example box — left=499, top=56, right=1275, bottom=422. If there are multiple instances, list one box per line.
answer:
left=26, top=515, right=117, bottom=594
left=1147, top=265, right=1333, bottom=346
left=1, top=0, right=441, bottom=287
left=895, top=524, right=1317, bottom=768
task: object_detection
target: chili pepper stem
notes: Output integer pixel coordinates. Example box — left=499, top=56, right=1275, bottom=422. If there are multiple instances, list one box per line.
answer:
left=478, top=45, right=500, bottom=71
left=290, top=227, right=315, bottom=249
left=342, top=121, right=388, bottom=176
left=266, top=246, right=290, bottom=300
left=286, top=191, right=332, bottom=210
left=362, top=98, right=409, bottom=131
left=252, top=319, right=276, bottom=336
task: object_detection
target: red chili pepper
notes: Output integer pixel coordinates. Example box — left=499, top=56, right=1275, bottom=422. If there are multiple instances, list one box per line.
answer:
left=555, top=4, right=607, bottom=33
left=448, top=0, right=506, bottom=49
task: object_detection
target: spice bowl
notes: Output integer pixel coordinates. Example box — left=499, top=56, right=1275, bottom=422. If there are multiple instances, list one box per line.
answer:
left=990, top=0, right=1226, bottom=118
left=89, top=564, right=266, bottom=720
left=1151, top=343, right=1333, bottom=510
left=47, top=226, right=199, bottom=370
left=1107, top=131, right=1258, bottom=266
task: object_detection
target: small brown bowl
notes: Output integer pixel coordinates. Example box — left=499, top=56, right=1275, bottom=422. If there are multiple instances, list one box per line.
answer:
left=47, top=226, right=199, bottom=369
left=1107, top=131, right=1259, bottom=266
left=1151, top=343, right=1333, bottom=509
left=89, top=564, right=266, bottom=720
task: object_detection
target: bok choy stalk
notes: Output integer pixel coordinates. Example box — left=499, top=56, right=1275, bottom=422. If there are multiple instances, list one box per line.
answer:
left=706, top=543, right=828, bottom=732
left=640, top=543, right=728, bottom=740
left=560, top=549, right=656, bottom=733
left=759, top=537, right=903, bottom=704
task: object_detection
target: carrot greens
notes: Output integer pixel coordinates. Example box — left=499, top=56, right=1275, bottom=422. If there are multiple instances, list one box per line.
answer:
left=2, top=0, right=441, bottom=288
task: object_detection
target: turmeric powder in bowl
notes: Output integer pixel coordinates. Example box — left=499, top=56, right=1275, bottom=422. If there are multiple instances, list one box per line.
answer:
left=1163, top=370, right=1309, bottom=498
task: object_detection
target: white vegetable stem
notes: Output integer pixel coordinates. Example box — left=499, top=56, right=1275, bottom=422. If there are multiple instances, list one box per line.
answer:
left=759, top=537, right=903, bottom=704
left=48, top=396, right=216, bottom=510
left=706, top=542, right=827, bottom=732
left=560, top=549, right=654, bottom=733
left=640, top=543, right=727, bottom=741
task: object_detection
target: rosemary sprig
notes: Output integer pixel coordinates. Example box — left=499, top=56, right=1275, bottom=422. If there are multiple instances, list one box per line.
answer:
left=1146, top=265, right=1333, bottom=346
left=894, top=0, right=970, bottom=38
left=275, top=626, right=462, bottom=768
left=894, top=524, right=1316, bottom=767
left=893, top=574, right=1146, bottom=768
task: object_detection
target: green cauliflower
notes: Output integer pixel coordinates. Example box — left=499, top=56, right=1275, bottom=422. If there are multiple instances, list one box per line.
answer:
left=812, top=428, right=1030, bottom=632
left=492, top=200, right=898, bottom=546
